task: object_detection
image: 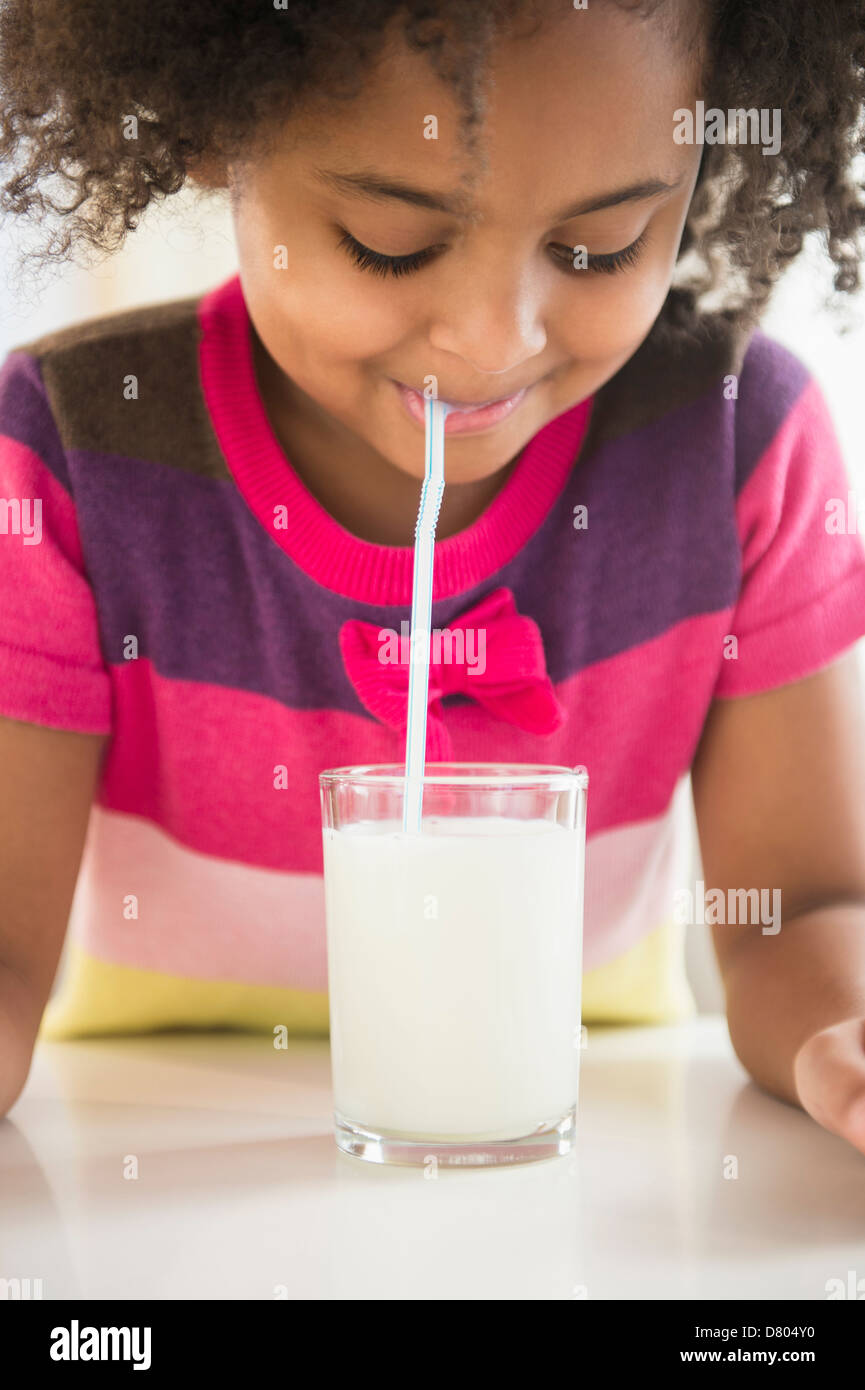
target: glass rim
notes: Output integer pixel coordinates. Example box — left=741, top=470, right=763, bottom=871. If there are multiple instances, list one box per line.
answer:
left=319, top=761, right=588, bottom=790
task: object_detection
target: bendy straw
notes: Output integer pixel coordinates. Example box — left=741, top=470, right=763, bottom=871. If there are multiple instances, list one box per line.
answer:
left=402, top=395, right=448, bottom=834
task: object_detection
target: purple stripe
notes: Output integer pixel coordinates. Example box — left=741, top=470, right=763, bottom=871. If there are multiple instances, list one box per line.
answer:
left=0, top=352, right=73, bottom=493
left=73, top=404, right=735, bottom=708
left=67, top=329, right=815, bottom=712
left=505, top=386, right=741, bottom=675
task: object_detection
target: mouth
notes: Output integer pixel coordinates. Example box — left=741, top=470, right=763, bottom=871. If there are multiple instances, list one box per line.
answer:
left=392, top=379, right=532, bottom=435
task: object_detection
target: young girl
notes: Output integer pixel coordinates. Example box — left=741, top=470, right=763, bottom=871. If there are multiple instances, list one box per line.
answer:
left=2, top=0, right=865, bottom=1154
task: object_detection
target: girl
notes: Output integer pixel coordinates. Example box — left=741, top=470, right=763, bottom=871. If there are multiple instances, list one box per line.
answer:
left=2, top=0, right=865, bottom=1157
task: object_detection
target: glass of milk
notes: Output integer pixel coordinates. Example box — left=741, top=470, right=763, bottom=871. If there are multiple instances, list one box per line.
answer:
left=319, top=763, right=588, bottom=1168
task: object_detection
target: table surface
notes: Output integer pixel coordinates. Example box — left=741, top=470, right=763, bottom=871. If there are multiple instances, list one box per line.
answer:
left=3, top=1016, right=864, bottom=1301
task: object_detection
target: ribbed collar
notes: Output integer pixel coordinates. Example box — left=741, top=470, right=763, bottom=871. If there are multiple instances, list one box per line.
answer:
left=198, top=273, right=593, bottom=604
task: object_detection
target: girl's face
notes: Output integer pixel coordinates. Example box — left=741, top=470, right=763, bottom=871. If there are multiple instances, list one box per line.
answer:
left=229, top=0, right=705, bottom=487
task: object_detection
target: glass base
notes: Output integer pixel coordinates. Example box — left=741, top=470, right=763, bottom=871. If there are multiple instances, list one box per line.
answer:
left=334, top=1106, right=577, bottom=1168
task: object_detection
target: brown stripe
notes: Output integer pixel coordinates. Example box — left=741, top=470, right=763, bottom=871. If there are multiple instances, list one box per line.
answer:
left=17, top=288, right=751, bottom=481
left=16, top=293, right=231, bottom=480
left=580, top=306, right=752, bottom=461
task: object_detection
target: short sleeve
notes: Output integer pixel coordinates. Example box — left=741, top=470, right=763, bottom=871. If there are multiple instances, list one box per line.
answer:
left=0, top=350, right=112, bottom=733
left=714, top=370, right=865, bottom=698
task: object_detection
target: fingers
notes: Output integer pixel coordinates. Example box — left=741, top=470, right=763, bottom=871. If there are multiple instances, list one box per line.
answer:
left=794, top=1018, right=865, bottom=1154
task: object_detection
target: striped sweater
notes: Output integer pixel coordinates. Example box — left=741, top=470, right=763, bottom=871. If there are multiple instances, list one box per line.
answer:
left=1, top=272, right=864, bottom=1039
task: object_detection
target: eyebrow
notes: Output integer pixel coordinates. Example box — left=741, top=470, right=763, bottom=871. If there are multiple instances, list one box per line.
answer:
left=313, top=167, right=682, bottom=221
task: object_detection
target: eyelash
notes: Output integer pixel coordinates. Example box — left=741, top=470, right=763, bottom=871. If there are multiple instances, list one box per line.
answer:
left=337, top=228, right=648, bottom=279
left=337, top=230, right=440, bottom=278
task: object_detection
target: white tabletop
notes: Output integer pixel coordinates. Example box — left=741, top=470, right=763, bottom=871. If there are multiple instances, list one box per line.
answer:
left=3, top=1015, right=863, bottom=1301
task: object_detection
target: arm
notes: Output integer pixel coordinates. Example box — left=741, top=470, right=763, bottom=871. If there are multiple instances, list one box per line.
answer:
left=691, top=648, right=865, bottom=1144
left=0, top=714, right=106, bottom=1116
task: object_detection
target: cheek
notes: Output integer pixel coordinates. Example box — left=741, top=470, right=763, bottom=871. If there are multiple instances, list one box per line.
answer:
left=236, top=204, right=414, bottom=370
left=557, top=252, right=679, bottom=368
left=560, top=191, right=695, bottom=367
left=300, top=282, right=414, bottom=367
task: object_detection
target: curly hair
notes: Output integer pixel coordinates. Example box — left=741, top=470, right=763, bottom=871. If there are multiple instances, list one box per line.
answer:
left=1, top=0, right=864, bottom=341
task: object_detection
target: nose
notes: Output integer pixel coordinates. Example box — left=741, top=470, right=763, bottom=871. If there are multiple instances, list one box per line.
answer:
left=427, top=256, right=548, bottom=376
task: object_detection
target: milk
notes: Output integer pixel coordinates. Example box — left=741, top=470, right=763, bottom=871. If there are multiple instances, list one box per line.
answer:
left=322, top=816, right=584, bottom=1140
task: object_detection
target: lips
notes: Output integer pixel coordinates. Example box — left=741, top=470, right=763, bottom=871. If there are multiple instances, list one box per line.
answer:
left=393, top=380, right=530, bottom=435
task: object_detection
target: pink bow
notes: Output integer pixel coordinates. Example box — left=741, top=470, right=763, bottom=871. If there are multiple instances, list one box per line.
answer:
left=339, top=586, right=565, bottom=759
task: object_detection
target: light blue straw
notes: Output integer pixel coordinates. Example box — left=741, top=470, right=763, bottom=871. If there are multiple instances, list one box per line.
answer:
left=403, top=395, right=448, bottom=834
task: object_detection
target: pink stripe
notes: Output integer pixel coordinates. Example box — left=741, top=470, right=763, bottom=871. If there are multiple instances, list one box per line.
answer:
left=198, top=275, right=594, bottom=604
left=99, top=617, right=727, bottom=869
left=0, top=435, right=111, bottom=731
left=72, top=797, right=683, bottom=988
left=0, top=640, right=111, bottom=731
left=70, top=804, right=329, bottom=990
left=582, top=777, right=693, bottom=969
left=0, top=430, right=84, bottom=566
left=716, top=378, right=865, bottom=696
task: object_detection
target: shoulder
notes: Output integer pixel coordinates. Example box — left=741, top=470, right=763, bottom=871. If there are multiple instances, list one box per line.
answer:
left=582, top=308, right=816, bottom=471
left=735, top=329, right=814, bottom=436
left=10, top=291, right=202, bottom=365
left=3, top=289, right=216, bottom=473
left=734, top=331, right=832, bottom=496
left=9, top=291, right=202, bottom=417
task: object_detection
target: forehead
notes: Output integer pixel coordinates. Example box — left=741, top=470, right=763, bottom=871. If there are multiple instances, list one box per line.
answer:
left=284, top=1, right=705, bottom=213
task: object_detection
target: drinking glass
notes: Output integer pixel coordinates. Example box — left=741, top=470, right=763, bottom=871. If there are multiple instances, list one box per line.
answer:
left=319, top=762, right=588, bottom=1167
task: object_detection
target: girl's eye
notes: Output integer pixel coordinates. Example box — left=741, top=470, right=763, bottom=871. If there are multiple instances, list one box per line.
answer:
left=337, top=227, right=649, bottom=279
left=550, top=230, right=649, bottom=275
left=337, top=230, right=441, bottom=278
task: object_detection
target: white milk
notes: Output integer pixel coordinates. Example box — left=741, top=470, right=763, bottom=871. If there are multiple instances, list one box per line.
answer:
left=322, top=816, right=584, bottom=1140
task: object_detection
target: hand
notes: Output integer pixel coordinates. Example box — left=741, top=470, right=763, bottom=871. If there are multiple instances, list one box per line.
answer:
left=793, top=1017, right=865, bottom=1156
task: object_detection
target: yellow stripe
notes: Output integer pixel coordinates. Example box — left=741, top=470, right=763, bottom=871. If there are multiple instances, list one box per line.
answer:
left=40, top=919, right=696, bottom=1041
left=39, top=944, right=330, bottom=1040
left=581, top=919, right=697, bottom=1023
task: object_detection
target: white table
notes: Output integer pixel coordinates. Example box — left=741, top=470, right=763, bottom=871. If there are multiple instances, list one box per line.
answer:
left=3, top=1016, right=864, bottom=1300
